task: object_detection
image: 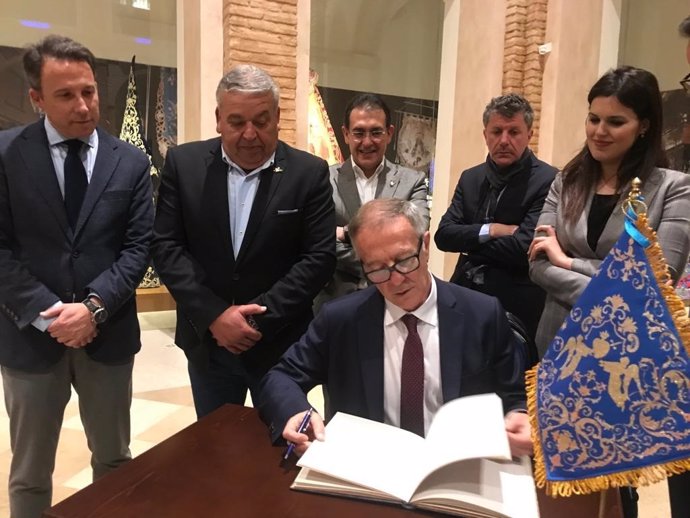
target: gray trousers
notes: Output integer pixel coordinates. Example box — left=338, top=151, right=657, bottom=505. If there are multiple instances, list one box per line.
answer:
left=2, top=349, right=133, bottom=518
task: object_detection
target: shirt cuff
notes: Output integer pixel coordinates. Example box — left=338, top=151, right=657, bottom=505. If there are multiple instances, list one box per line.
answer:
left=478, top=223, right=491, bottom=243
left=31, top=300, right=63, bottom=332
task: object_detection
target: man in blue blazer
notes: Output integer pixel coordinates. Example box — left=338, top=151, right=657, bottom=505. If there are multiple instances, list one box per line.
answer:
left=152, top=65, right=335, bottom=419
left=0, top=36, right=153, bottom=518
left=259, top=199, right=531, bottom=458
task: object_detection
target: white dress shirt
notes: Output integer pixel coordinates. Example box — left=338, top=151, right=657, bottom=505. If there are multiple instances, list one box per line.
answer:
left=352, top=156, right=385, bottom=204
left=45, top=116, right=98, bottom=197
left=382, top=274, right=442, bottom=435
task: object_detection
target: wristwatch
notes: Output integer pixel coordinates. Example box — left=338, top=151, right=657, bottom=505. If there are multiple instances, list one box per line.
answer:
left=82, top=297, right=108, bottom=324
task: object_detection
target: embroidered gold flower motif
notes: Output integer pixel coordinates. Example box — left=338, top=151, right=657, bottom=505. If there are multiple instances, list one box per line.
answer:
left=273, top=166, right=283, bottom=173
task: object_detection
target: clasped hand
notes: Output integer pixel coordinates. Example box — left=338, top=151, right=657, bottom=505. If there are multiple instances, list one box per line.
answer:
left=209, top=304, right=267, bottom=354
left=489, top=223, right=518, bottom=238
left=42, top=303, right=97, bottom=348
left=527, top=224, right=572, bottom=269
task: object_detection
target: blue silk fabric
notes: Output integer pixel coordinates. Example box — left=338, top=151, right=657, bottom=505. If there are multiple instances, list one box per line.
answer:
left=536, top=228, right=690, bottom=483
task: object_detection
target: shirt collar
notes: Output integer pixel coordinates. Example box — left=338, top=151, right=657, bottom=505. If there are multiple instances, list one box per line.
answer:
left=351, top=156, right=386, bottom=181
left=221, top=146, right=276, bottom=176
left=44, top=117, right=96, bottom=149
left=384, top=273, right=438, bottom=328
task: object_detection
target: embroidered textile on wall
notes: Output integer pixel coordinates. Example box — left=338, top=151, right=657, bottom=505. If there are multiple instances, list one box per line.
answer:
left=119, top=57, right=161, bottom=289
left=155, top=67, right=177, bottom=162
left=395, top=113, right=436, bottom=176
left=307, top=70, right=343, bottom=165
left=528, top=182, right=690, bottom=497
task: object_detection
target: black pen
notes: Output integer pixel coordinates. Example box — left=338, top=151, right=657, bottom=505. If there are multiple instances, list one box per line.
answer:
left=283, top=407, right=313, bottom=460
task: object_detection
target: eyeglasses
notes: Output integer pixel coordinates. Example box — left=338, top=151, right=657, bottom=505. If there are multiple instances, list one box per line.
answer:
left=362, top=237, right=423, bottom=284
left=349, top=128, right=387, bottom=142
left=681, top=72, right=690, bottom=93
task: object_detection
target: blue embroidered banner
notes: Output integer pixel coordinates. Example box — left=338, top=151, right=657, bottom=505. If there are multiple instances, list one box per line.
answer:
left=529, top=210, right=690, bottom=496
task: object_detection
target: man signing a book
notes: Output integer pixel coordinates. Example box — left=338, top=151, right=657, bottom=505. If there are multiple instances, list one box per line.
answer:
left=258, top=198, right=532, bottom=458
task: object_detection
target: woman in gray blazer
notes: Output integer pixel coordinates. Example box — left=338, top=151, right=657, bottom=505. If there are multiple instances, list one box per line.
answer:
left=528, top=66, right=690, bottom=518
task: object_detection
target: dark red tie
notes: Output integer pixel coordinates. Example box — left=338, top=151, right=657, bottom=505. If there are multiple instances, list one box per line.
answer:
left=400, top=314, right=425, bottom=436
left=64, top=139, right=88, bottom=230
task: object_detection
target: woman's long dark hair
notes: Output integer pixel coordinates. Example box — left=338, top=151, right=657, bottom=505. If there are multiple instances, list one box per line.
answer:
left=561, top=66, right=668, bottom=225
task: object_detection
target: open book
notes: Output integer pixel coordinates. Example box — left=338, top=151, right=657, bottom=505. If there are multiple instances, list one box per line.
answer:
left=292, top=393, right=538, bottom=518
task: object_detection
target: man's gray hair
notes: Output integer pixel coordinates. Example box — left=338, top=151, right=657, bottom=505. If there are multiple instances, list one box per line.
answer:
left=215, top=64, right=280, bottom=108
left=482, top=93, right=534, bottom=129
left=349, top=199, right=426, bottom=246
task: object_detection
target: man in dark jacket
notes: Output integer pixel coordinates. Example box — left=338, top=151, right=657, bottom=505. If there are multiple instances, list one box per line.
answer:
left=435, top=94, right=556, bottom=341
left=152, top=64, right=335, bottom=419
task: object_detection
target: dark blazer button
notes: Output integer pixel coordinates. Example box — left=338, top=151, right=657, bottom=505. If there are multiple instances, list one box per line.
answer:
left=231, top=274, right=240, bottom=281
left=72, top=251, right=80, bottom=258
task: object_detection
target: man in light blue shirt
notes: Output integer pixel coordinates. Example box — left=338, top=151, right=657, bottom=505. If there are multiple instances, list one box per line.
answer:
left=152, top=65, right=335, bottom=419
left=0, top=35, right=153, bottom=518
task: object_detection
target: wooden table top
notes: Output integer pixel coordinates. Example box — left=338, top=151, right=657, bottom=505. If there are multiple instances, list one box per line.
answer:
left=43, top=404, right=439, bottom=518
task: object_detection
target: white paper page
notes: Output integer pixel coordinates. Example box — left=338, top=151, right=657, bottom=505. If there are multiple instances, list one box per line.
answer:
left=297, top=412, right=426, bottom=501
left=419, top=394, right=511, bottom=481
left=411, top=458, right=507, bottom=516
left=411, top=457, right=538, bottom=518
left=497, top=457, right=539, bottom=518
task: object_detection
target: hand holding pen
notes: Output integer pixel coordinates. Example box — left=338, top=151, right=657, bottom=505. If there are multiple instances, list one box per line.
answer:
left=282, top=407, right=324, bottom=459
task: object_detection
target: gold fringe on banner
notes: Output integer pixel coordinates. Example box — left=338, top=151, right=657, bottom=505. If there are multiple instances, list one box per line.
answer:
left=636, top=211, right=690, bottom=358
left=528, top=177, right=690, bottom=497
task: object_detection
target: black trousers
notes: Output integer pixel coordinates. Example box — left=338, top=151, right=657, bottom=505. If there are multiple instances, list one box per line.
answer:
left=669, top=471, right=690, bottom=518
left=619, top=487, right=638, bottom=518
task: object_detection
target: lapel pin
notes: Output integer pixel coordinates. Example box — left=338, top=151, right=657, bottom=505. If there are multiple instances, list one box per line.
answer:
left=274, top=166, right=283, bottom=173
left=389, top=180, right=395, bottom=187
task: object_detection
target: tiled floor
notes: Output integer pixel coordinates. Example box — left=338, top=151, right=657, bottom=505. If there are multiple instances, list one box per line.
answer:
left=0, top=311, right=673, bottom=517
left=0, top=311, right=199, bottom=517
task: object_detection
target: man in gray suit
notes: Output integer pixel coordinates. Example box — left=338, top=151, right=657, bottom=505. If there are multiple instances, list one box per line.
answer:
left=0, top=35, right=153, bottom=518
left=314, top=93, right=429, bottom=309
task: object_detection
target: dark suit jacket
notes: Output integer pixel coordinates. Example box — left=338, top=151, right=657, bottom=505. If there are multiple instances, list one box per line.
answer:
left=258, top=278, right=525, bottom=443
left=0, top=120, right=154, bottom=371
left=434, top=152, right=556, bottom=339
left=151, top=138, right=336, bottom=375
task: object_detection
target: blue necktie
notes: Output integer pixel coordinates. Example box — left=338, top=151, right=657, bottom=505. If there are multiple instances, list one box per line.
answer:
left=64, top=139, right=87, bottom=229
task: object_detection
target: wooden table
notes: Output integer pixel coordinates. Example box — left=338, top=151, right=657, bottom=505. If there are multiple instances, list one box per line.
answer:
left=43, top=404, right=440, bottom=518
left=44, top=404, right=623, bottom=518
